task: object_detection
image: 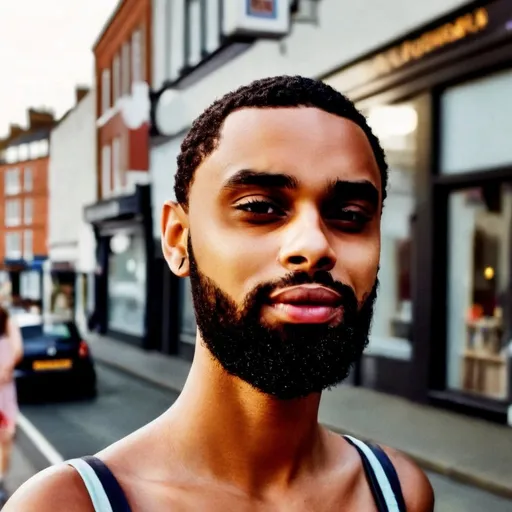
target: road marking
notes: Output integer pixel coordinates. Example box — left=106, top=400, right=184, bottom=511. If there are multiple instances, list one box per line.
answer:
left=17, top=413, right=64, bottom=466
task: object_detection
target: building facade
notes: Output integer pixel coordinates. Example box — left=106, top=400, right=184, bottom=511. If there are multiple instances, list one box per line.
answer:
left=86, top=0, right=155, bottom=348
left=44, top=88, right=97, bottom=331
left=149, top=0, right=512, bottom=425
left=0, top=110, right=55, bottom=307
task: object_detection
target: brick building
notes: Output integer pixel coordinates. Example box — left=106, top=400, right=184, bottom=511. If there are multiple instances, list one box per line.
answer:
left=84, top=0, right=154, bottom=347
left=0, top=110, right=55, bottom=305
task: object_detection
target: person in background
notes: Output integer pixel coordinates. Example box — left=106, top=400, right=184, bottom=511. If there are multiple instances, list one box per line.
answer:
left=0, top=306, right=23, bottom=503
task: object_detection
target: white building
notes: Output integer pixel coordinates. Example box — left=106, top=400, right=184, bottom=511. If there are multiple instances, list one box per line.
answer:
left=45, top=88, right=97, bottom=331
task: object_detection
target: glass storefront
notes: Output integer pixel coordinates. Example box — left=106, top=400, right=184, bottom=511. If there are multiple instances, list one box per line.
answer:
left=364, top=100, right=420, bottom=360
left=108, top=229, right=147, bottom=337
left=446, top=184, right=512, bottom=400
left=440, top=67, right=512, bottom=402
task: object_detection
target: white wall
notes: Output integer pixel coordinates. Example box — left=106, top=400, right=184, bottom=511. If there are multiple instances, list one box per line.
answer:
left=150, top=135, right=184, bottom=238
left=155, top=0, right=471, bottom=135
left=48, top=91, right=97, bottom=272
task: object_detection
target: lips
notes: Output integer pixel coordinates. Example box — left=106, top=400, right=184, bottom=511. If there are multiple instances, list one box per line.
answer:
left=268, top=285, right=342, bottom=324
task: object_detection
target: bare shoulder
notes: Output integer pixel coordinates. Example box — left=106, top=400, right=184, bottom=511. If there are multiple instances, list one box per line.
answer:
left=3, top=464, right=94, bottom=512
left=381, top=445, right=434, bottom=512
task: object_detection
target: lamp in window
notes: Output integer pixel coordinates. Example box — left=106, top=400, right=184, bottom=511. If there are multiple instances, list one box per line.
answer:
left=367, top=105, right=418, bottom=140
left=110, top=233, right=131, bottom=254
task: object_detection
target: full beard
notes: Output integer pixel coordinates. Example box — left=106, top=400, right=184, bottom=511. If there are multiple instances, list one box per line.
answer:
left=187, top=239, right=378, bottom=400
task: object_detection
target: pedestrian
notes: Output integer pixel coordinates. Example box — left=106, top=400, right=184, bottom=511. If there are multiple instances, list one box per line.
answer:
left=0, top=306, right=23, bottom=504
left=6, top=76, right=434, bottom=511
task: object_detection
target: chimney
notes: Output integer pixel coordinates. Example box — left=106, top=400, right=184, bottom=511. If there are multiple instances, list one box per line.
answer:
left=28, top=109, right=55, bottom=130
left=9, top=124, right=24, bottom=140
left=76, top=86, right=90, bottom=105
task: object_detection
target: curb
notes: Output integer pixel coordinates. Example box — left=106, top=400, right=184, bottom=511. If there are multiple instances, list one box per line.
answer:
left=16, top=414, right=64, bottom=473
left=95, top=356, right=512, bottom=501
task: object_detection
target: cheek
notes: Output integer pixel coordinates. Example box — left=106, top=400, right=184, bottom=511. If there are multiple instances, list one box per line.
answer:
left=189, top=222, right=275, bottom=302
left=334, top=235, right=380, bottom=299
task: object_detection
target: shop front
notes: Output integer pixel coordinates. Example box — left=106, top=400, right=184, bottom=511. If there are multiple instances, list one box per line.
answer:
left=84, top=185, right=155, bottom=348
left=323, top=0, right=512, bottom=423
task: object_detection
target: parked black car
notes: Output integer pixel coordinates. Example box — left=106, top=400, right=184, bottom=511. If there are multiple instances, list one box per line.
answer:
left=14, top=314, right=97, bottom=401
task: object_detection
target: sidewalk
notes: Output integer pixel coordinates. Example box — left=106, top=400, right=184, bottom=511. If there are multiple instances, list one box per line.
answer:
left=3, top=442, right=38, bottom=502
left=87, top=333, right=512, bottom=499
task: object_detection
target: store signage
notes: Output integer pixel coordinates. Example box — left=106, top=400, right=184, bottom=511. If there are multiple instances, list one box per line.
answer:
left=373, top=7, right=489, bottom=75
left=223, top=0, right=290, bottom=39
left=84, top=201, right=120, bottom=224
left=323, top=0, right=510, bottom=96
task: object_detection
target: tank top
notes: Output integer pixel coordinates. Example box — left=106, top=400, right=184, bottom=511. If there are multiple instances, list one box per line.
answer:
left=68, top=435, right=406, bottom=511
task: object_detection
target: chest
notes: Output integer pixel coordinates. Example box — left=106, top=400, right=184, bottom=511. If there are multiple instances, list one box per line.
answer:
left=121, top=474, right=379, bottom=512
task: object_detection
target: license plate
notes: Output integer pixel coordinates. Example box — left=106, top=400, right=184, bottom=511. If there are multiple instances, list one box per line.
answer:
left=33, top=359, right=72, bottom=371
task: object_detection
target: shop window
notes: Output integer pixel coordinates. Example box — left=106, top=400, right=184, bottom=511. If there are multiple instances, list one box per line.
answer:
left=446, top=184, right=512, bottom=400
left=108, top=230, right=147, bottom=337
left=364, top=100, right=420, bottom=359
left=440, top=68, right=512, bottom=174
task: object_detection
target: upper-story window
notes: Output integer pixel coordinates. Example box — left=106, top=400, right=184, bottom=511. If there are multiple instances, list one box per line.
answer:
left=113, top=54, right=121, bottom=103
left=24, top=167, right=33, bottom=191
left=18, top=144, right=29, bottom=162
left=102, top=68, right=111, bottom=114
left=122, top=42, right=131, bottom=95
left=5, top=199, right=21, bottom=227
left=5, top=168, right=20, bottom=195
left=131, top=28, right=145, bottom=83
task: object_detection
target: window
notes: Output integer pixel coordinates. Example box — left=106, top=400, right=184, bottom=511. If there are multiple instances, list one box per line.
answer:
left=18, top=144, right=29, bottom=162
left=23, top=230, right=33, bottom=260
left=24, top=167, right=33, bottom=191
left=363, top=99, right=421, bottom=360
left=113, top=54, right=121, bottom=103
left=102, top=68, right=111, bottom=114
left=4, top=168, right=20, bottom=195
left=131, top=29, right=142, bottom=83
left=5, top=199, right=21, bottom=226
left=122, top=42, right=131, bottom=94
left=446, top=184, right=512, bottom=400
left=38, top=139, right=49, bottom=158
left=24, top=198, right=33, bottom=225
left=112, top=137, right=122, bottom=193
left=5, top=147, right=18, bottom=164
left=441, top=68, right=512, bottom=174
left=102, top=144, right=112, bottom=198
left=5, top=232, right=21, bottom=259
left=186, top=0, right=202, bottom=67
left=29, top=142, right=39, bottom=160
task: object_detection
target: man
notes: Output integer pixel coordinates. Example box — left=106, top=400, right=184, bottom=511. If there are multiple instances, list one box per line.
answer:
left=6, top=76, right=434, bottom=511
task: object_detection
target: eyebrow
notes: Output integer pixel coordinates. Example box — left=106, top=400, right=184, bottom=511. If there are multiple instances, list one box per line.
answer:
left=221, top=169, right=379, bottom=206
left=222, top=169, right=299, bottom=191
left=326, top=179, right=380, bottom=208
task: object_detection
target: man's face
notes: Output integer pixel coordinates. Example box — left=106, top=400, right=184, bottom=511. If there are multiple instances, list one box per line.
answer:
left=170, top=107, right=382, bottom=399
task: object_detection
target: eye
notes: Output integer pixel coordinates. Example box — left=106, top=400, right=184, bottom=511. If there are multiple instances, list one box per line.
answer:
left=327, top=208, right=372, bottom=232
left=234, top=199, right=285, bottom=216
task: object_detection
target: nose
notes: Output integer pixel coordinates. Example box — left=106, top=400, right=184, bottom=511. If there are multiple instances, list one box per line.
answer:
left=278, top=208, right=337, bottom=274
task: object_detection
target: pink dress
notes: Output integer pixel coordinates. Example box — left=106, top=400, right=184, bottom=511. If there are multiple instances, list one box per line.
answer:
left=0, top=334, right=19, bottom=436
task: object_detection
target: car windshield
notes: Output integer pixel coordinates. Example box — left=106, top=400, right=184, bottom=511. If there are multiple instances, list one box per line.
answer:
left=21, top=323, right=71, bottom=340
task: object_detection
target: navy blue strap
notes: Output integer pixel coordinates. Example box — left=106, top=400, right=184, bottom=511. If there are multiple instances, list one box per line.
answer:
left=82, top=456, right=132, bottom=512
left=344, top=436, right=389, bottom=511
left=366, top=444, right=406, bottom=512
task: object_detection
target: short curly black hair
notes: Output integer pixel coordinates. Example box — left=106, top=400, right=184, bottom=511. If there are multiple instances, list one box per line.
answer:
left=175, top=75, right=388, bottom=207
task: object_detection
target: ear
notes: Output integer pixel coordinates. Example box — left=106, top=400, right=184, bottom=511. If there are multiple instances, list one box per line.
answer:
left=161, top=201, right=190, bottom=277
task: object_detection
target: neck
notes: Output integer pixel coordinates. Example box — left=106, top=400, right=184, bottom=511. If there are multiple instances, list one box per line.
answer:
left=166, top=337, right=326, bottom=495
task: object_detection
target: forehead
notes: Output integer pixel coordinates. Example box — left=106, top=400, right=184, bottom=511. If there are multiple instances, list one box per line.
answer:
left=192, top=107, right=381, bottom=197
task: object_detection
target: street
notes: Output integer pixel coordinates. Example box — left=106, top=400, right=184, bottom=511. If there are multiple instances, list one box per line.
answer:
left=12, top=364, right=512, bottom=511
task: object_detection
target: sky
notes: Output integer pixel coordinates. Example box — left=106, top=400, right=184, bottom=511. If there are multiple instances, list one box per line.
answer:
left=0, top=0, right=120, bottom=138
